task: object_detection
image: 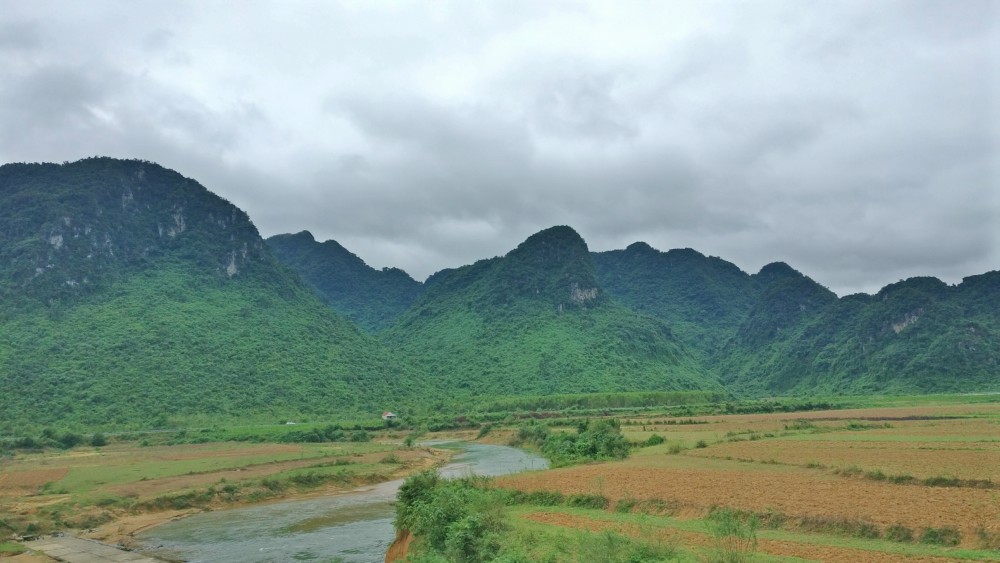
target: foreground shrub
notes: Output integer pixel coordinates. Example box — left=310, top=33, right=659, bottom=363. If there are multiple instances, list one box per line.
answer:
left=708, top=508, right=758, bottom=563
left=395, top=472, right=508, bottom=563
left=885, top=523, right=914, bottom=543
left=920, top=526, right=961, bottom=546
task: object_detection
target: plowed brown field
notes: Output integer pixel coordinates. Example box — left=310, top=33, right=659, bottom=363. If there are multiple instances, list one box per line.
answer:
left=687, top=438, right=1000, bottom=480
left=501, top=402, right=1000, bottom=552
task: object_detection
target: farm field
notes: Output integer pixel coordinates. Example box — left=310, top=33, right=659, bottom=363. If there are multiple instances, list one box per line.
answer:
left=0, top=438, right=446, bottom=549
left=498, top=401, right=1000, bottom=561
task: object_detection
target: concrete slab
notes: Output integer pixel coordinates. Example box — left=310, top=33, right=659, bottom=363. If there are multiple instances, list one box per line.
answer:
left=24, top=535, right=169, bottom=562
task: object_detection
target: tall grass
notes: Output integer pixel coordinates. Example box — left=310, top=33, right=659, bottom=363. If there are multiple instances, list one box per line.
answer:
left=707, top=508, right=758, bottom=563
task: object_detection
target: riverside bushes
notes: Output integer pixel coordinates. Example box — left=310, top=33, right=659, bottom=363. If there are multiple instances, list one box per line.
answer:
left=395, top=472, right=509, bottom=563
left=516, top=419, right=630, bottom=466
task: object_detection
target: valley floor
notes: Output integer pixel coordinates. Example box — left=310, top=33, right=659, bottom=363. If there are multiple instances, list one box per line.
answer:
left=493, top=401, right=1000, bottom=561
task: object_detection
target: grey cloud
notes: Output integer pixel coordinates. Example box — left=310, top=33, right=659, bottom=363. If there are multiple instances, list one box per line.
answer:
left=0, top=0, right=995, bottom=295
left=521, top=60, right=638, bottom=141
left=142, top=29, right=174, bottom=53
left=0, top=20, right=41, bottom=51
left=1, top=66, right=112, bottom=123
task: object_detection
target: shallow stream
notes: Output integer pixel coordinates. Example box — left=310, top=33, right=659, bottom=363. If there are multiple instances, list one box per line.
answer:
left=137, top=443, right=547, bottom=562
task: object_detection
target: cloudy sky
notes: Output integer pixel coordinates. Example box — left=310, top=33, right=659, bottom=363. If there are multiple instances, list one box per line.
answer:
left=1, top=0, right=996, bottom=295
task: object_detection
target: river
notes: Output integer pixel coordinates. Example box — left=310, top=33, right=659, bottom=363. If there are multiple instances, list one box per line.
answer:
left=136, top=443, right=547, bottom=562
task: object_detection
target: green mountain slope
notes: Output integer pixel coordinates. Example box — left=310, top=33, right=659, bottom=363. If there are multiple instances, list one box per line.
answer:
left=2, top=158, right=996, bottom=431
left=382, top=226, right=719, bottom=397
left=592, top=243, right=757, bottom=359
left=592, top=241, right=999, bottom=396
left=266, top=231, right=424, bottom=332
left=721, top=270, right=1000, bottom=395
left=0, top=158, right=409, bottom=430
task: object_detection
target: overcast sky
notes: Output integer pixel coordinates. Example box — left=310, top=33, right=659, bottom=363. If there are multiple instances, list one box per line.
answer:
left=1, top=1, right=996, bottom=295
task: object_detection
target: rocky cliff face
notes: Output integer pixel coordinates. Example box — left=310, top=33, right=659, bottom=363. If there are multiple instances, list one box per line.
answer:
left=0, top=158, right=267, bottom=306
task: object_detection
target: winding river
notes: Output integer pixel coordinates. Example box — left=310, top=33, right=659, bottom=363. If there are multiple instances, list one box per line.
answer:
left=137, top=443, right=547, bottom=562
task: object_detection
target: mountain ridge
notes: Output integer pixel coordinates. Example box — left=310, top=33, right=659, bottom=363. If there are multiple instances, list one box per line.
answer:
left=2, top=157, right=998, bottom=431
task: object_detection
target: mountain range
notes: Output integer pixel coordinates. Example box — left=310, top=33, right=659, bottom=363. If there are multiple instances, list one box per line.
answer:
left=2, top=158, right=997, bottom=430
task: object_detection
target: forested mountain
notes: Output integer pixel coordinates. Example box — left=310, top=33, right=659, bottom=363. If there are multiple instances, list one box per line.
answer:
left=591, top=243, right=757, bottom=359
left=720, top=272, right=1000, bottom=395
left=381, top=226, right=719, bottom=396
left=589, top=246, right=998, bottom=396
left=0, top=158, right=411, bottom=430
left=266, top=231, right=423, bottom=332
left=2, top=157, right=997, bottom=431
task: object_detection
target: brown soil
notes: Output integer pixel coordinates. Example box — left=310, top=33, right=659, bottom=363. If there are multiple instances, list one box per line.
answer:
left=501, top=458, right=1000, bottom=547
left=688, top=439, right=1000, bottom=480
left=384, top=529, right=414, bottom=563
left=0, top=469, right=69, bottom=491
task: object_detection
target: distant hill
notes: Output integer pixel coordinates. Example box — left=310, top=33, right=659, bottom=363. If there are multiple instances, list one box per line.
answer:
left=0, top=158, right=409, bottom=430
left=590, top=244, right=999, bottom=396
left=2, top=157, right=997, bottom=432
left=381, top=226, right=719, bottom=397
left=266, top=231, right=423, bottom=332
left=719, top=271, right=1000, bottom=395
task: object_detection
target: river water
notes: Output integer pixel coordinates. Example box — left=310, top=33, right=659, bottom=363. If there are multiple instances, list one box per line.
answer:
left=137, top=443, right=547, bottom=563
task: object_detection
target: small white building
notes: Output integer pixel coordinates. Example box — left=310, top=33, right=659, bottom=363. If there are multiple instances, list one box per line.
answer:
left=381, top=411, right=397, bottom=421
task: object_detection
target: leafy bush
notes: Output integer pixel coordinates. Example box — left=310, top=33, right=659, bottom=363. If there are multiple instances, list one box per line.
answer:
left=57, top=433, right=83, bottom=449
left=920, top=526, right=961, bottom=546
left=539, top=419, right=630, bottom=465
left=381, top=453, right=402, bottom=464
left=395, top=470, right=441, bottom=530
left=395, top=472, right=508, bottom=562
left=922, top=475, right=962, bottom=487
left=885, top=523, right=914, bottom=543
left=615, top=498, right=638, bottom=513
left=644, top=434, right=665, bottom=447
left=509, top=421, right=550, bottom=447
